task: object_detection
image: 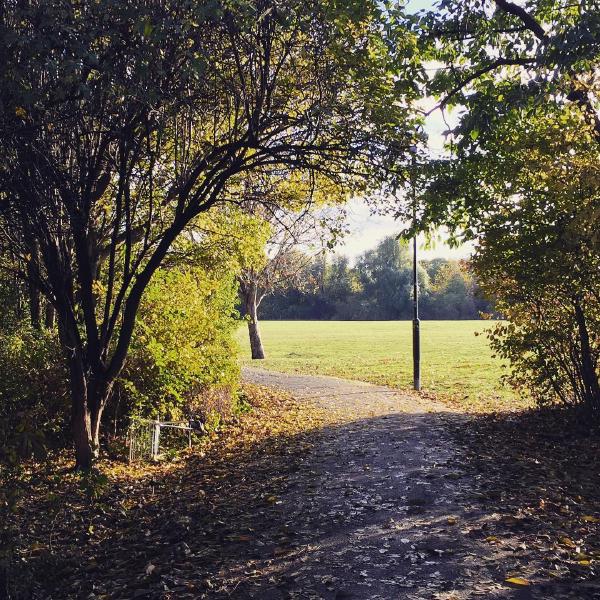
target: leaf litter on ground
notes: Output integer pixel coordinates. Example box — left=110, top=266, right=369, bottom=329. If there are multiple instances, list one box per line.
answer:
left=2, top=382, right=600, bottom=599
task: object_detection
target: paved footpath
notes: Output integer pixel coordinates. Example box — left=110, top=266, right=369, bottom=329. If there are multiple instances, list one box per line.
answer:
left=236, top=367, right=535, bottom=600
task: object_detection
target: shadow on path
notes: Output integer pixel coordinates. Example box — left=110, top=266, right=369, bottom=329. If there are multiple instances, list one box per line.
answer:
left=30, top=369, right=597, bottom=599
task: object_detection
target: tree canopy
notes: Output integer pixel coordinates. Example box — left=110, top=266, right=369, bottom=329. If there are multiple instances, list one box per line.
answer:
left=397, top=0, right=600, bottom=415
left=0, top=0, right=422, bottom=467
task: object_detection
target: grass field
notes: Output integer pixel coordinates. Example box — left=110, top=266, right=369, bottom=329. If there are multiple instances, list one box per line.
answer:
left=238, top=320, right=530, bottom=412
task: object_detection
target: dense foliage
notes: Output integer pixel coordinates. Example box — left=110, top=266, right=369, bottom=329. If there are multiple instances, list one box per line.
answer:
left=0, top=0, right=421, bottom=466
left=259, top=236, right=492, bottom=320
left=0, top=208, right=262, bottom=469
left=415, top=0, right=600, bottom=154
left=470, top=110, right=600, bottom=414
left=0, top=329, right=68, bottom=468
left=403, top=1, right=600, bottom=416
left=123, top=266, right=240, bottom=423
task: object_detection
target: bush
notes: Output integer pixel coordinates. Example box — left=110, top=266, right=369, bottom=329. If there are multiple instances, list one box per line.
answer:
left=471, top=111, right=600, bottom=417
left=0, top=327, right=68, bottom=557
left=0, top=209, right=265, bottom=457
left=485, top=301, right=600, bottom=413
left=116, top=265, right=241, bottom=427
left=0, top=265, right=244, bottom=459
left=0, top=327, right=68, bottom=464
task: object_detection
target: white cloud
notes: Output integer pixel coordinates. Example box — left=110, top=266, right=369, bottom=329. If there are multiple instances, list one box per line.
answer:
left=338, top=199, right=473, bottom=262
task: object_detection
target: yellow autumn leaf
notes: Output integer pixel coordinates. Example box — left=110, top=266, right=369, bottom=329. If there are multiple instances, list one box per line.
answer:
left=579, top=560, right=591, bottom=566
left=559, top=536, right=576, bottom=548
left=583, top=515, right=600, bottom=523
left=30, top=542, right=45, bottom=552
left=505, top=577, right=530, bottom=586
left=92, top=279, right=106, bottom=297
left=446, top=517, right=457, bottom=525
left=15, top=106, right=27, bottom=119
left=548, top=570, right=560, bottom=578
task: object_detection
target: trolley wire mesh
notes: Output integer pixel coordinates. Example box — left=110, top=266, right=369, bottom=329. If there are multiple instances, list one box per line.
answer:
left=127, top=418, right=194, bottom=462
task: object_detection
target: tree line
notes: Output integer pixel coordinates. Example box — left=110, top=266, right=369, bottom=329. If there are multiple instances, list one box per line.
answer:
left=258, top=236, right=493, bottom=321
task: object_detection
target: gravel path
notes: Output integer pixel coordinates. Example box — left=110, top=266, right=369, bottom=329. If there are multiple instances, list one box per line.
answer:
left=236, top=367, right=532, bottom=600
left=242, top=366, right=447, bottom=414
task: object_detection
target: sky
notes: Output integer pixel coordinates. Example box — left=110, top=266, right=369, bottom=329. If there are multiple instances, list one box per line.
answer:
left=335, top=0, right=474, bottom=263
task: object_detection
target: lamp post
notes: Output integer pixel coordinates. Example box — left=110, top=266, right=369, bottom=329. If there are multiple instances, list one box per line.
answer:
left=409, top=145, right=421, bottom=391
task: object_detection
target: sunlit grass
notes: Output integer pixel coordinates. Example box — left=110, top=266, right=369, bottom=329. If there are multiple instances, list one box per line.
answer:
left=238, top=320, right=531, bottom=412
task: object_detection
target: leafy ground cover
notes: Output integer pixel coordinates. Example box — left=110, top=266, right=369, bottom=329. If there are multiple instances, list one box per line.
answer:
left=237, top=320, right=530, bottom=412
left=0, top=385, right=326, bottom=599
left=452, top=408, right=600, bottom=595
left=2, top=375, right=599, bottom=598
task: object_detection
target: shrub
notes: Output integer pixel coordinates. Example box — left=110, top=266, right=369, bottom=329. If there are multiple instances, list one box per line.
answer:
left=0, top=211, right=265, bottom=455
left=117, top=265, right=241, bottom=427
left=0, top=327, right=68, bottom=464
left=471, top=111, right=600, bottom=417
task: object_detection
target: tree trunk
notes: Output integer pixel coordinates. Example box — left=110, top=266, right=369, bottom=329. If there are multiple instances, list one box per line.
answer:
left=245, top=285, right=265, bottom=360
left=44, top=302, right=55, bottom=329
left=69, top=354, right=94, bottom=470
left=27, top=275, right=41, bottom=329
left=88, top=378, right=110, bottom=458
left=90, top=406, right=103, bottom=458
left=67, top=345, right=111, bottom=468
left=574, top=300, right=600, bottom=415
left=248, top=318, right=265, bottom=360
left=26, top=243, right=42, bottom=329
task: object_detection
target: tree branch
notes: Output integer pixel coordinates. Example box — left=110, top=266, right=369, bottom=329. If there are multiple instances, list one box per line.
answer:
left=494, top=0, right=548, bottom=41
left=432, top=57, right=536, bottom=113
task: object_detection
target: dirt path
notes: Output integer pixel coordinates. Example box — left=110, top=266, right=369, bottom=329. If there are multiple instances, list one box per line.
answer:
left=235, top=367, right=526, bottom=600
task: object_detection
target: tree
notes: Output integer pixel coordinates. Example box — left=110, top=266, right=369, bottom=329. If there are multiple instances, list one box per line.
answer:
left=427, top=261, right=478, bottom=320
left=235, top=170, right=347, bottom=359
left=421, top=100, right=600, bottom=412
left=389, top=0, right=598, bottom=238
left=471, top=110, right=600, bottom=414
left=392, top=1, right=600, bottom=415
left=0, top=0, right=421, bottom=467
left=355, top=236, right=430, bottom=319
left=325, top=255, right=358, bottom=300
left=239, top=206, right=344, bottom=358
left=416, top=0, right=600, bottom=146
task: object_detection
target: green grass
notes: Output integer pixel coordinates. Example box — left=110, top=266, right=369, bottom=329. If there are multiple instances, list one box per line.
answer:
left=237, top=320, right=530, bottom=412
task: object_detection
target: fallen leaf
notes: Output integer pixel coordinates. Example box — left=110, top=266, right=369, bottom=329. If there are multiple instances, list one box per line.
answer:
left=582, top=515, right=600, bottom=523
